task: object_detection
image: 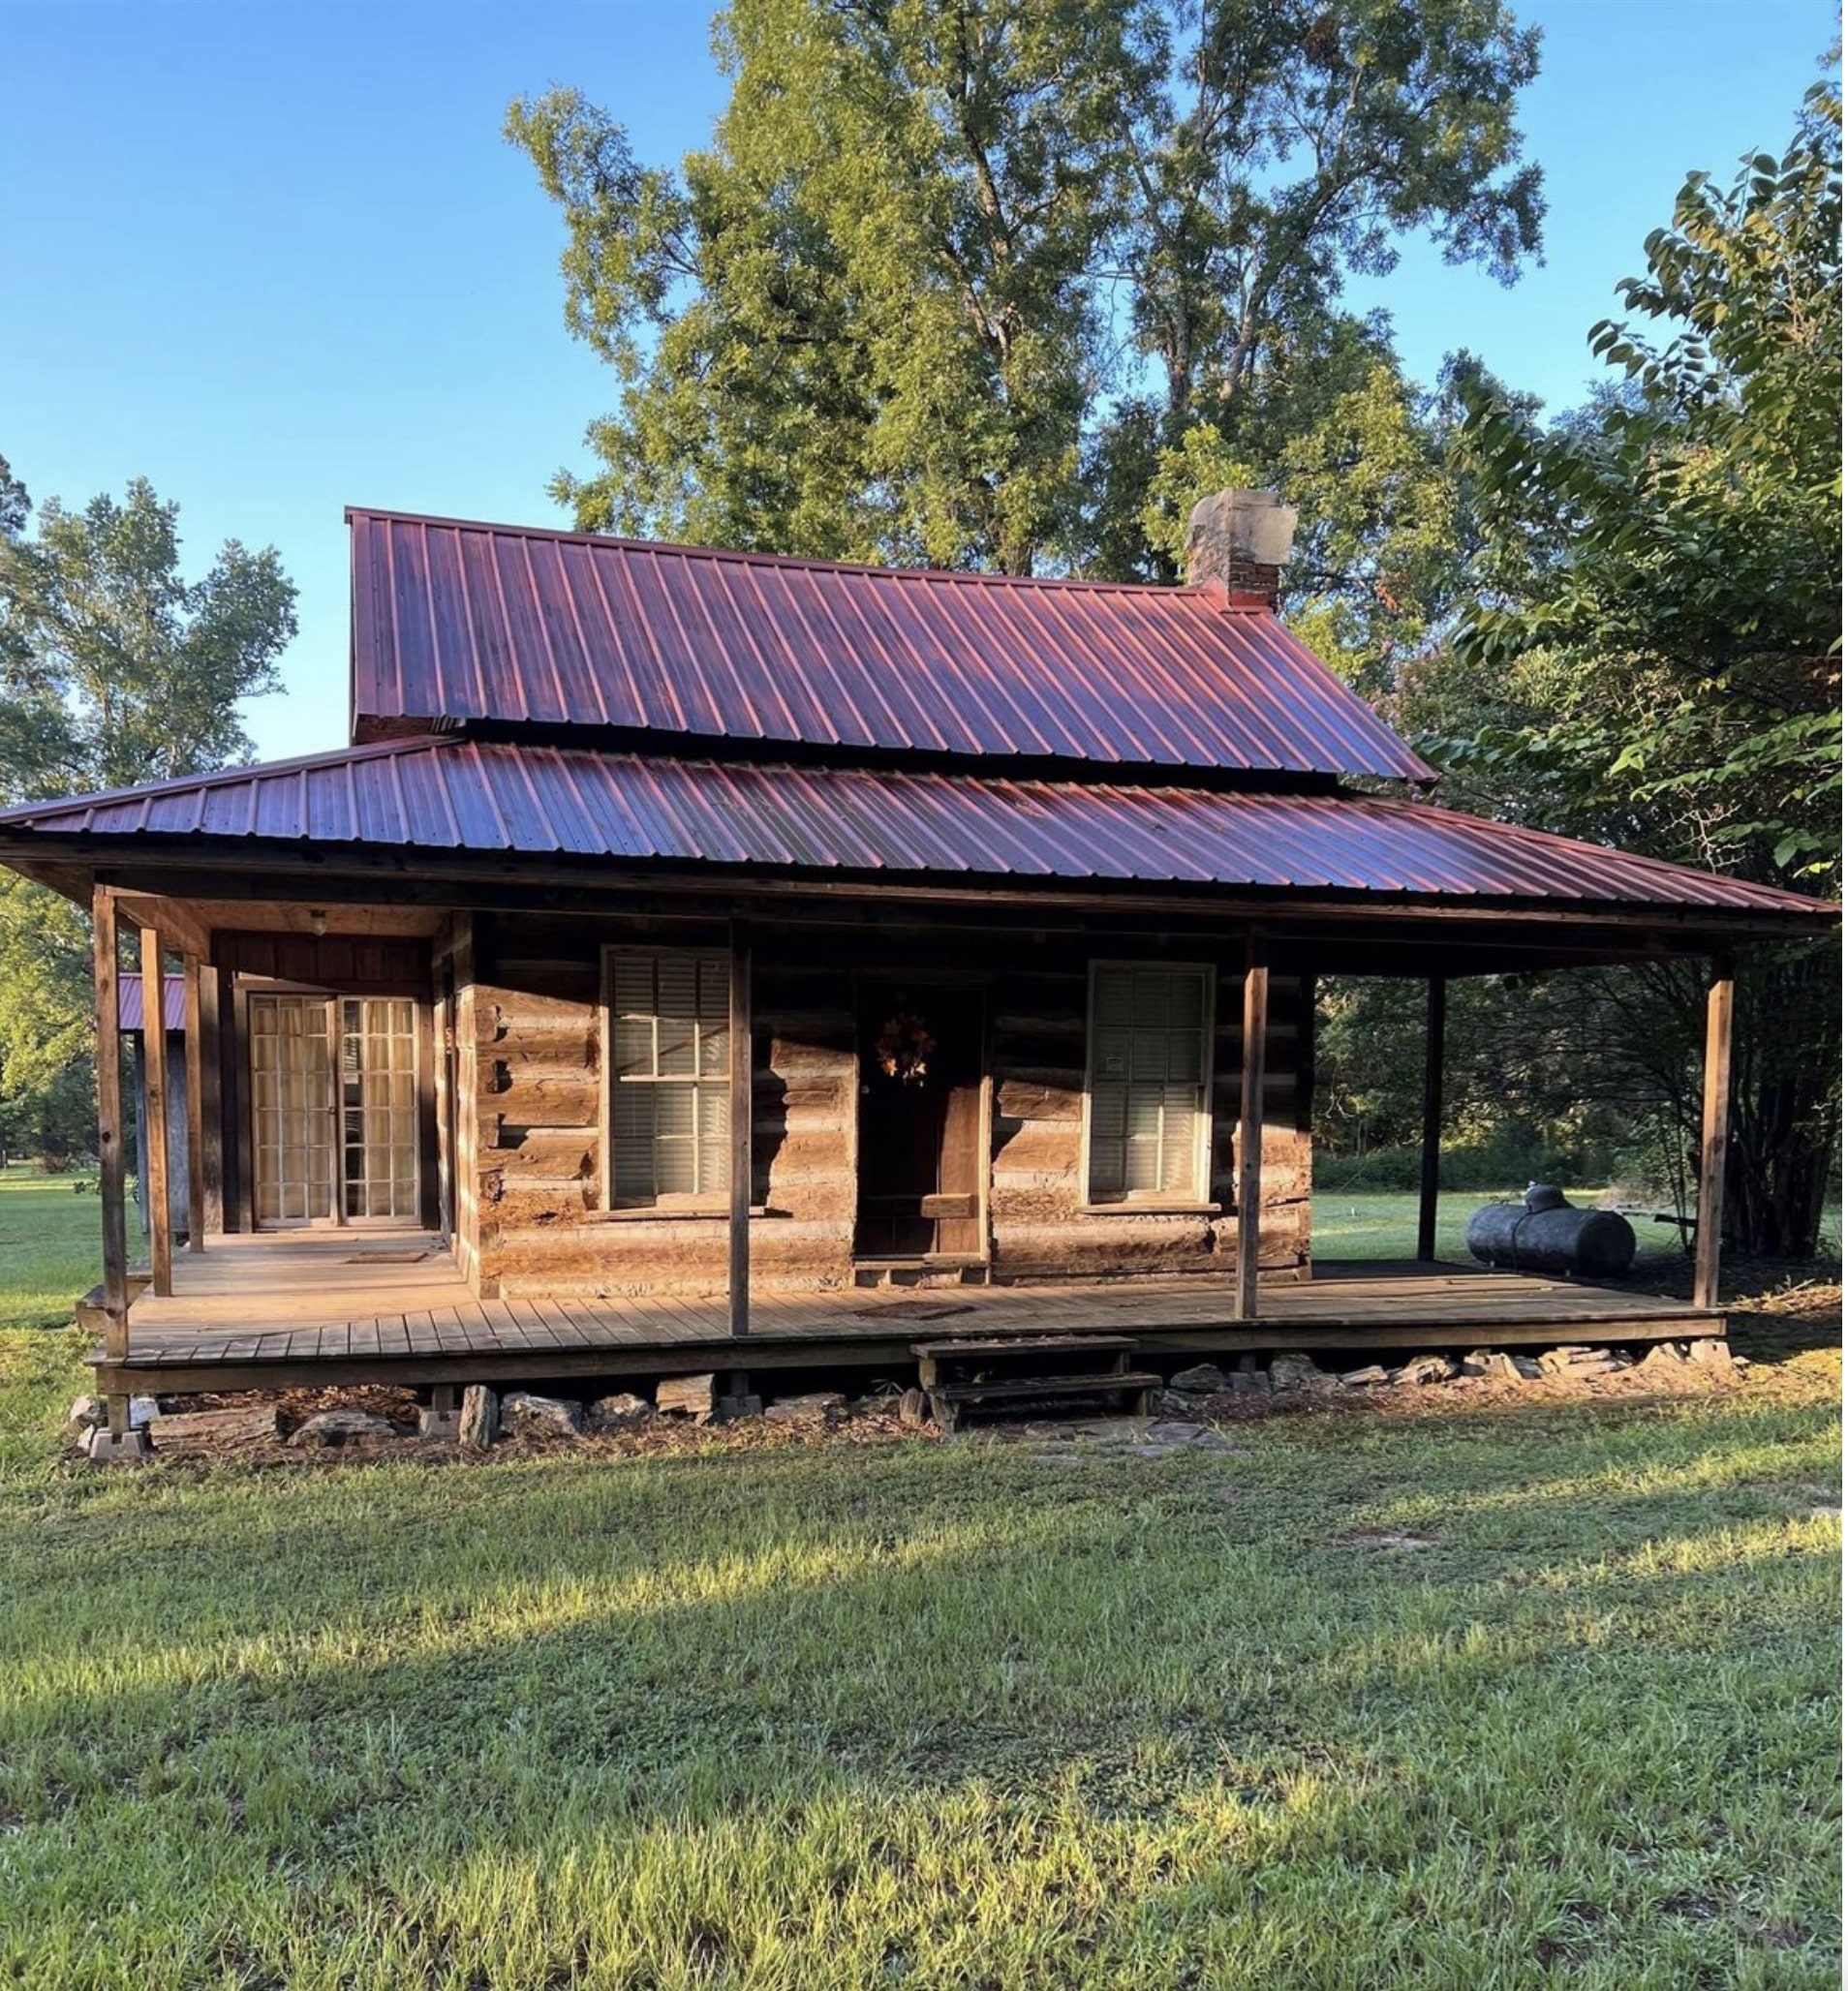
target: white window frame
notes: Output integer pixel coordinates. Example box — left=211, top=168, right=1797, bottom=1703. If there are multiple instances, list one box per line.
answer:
left=601, top=945, right=732, bottom=1210
left=1080, top=960, right=1217, bottom=1210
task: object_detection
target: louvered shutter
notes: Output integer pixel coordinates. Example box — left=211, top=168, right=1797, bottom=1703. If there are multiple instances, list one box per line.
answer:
left=606, top=949, right=731, bottom=1205
left=1086, top=965, right=1212, bottom=1202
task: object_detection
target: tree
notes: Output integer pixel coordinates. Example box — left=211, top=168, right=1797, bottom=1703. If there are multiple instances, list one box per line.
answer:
left=1137, top=331, right=1507, bottom=699
left=0, top=476, right=297, bottom=799
left=1091, top=0, right=1541, bottom=574
left=0, top=472, right=297, bottom=1165
left=1446, top=81, right=1842, bottom=1256
left=509, top=0, right=1543, bottom=576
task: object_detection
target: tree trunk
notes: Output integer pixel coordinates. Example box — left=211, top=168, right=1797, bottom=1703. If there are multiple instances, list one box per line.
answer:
left=1723, top=941, right=1840, bottom=1256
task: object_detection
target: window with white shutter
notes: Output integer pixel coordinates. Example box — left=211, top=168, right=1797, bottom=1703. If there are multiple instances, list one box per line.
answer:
left=604, top=948, right=730, bottom=1207
left=1084, top=964, right=1214, bottom=1205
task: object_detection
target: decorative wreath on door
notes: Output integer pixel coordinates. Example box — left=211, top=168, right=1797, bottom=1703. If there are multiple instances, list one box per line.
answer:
left=873, top=1012, right=937, bottom=1086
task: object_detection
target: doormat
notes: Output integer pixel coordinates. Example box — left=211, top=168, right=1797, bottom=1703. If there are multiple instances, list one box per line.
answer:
left=852, top=1301, right=976, bottom=1322
left=342, top=1250, right=429, bottom=1265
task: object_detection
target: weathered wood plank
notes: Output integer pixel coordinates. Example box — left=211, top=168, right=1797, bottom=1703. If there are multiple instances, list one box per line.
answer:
left=138, top=928, right=178, bottom=1294
left=1235, top=943, right=1268, bottom=1322
left=92, top=890, right=131, bottom=1383
left=1416, top=976, right=1445, bottom=1263
left=183, top=953, right=207, bottom=1251
left=1693, top=960, right=1733, bottom=1312
left=729, top=929, right=752, bottom=1339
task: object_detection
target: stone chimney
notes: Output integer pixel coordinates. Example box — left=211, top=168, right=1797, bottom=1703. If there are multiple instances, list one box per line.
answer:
left=1184, top=488, right=1298, bottom=607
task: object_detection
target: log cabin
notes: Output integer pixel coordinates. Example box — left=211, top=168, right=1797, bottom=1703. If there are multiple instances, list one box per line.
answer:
left=0, top=489, right=1833, bottom=1446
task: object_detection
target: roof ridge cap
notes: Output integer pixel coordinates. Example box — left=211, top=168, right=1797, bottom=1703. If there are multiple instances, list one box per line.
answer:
left=346, top=505, right=1223, bottom=599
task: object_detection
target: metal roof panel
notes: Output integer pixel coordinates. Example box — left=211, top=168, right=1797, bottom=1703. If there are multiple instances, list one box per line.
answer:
left=1, top=737, right=1831, bottom=928
left=345, top=508, right=1436, bottom=781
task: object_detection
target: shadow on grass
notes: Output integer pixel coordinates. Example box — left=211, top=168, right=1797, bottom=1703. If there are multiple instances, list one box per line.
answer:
left=1, top=1391, right=1838, bottom=1988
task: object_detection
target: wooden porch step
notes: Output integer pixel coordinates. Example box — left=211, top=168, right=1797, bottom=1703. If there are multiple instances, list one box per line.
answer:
left=910, top=1333, right=1134, bottom=1360
left=934, top=1370, right=1160, bottom=1405
left=928, top=1368, right=1160, bottom=1434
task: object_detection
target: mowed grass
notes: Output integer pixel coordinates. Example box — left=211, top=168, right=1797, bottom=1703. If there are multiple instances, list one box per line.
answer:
left=0, top=1170, right=1840, bottom=1986
left=0, top=1164, right=144, bottom=1332
left=1312, top=1188, right=1844, bottom=1266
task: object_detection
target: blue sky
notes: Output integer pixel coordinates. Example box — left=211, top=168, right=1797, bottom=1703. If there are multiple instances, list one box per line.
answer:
left=2, top=1, right=1832, bottom=761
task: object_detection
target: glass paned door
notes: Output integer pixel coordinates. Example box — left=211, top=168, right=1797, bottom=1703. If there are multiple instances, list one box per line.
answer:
left=250, top=995, right=337, bottom=1225
left=250, top=993, right=421, bottom=1227
left=341, top=998, right=420, bottom=1220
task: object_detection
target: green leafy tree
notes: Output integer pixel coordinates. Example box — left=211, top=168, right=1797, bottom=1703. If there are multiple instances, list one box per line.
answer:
left=0, top=473, right=296, bottom=1165
left=1137, top=330, right=1507, bottom=697
left=1092, top=0, right=1541, bottom=574
left=510, top=0, right=1543, bottom=576
left=1445, top=81, right=1842, bottom=1256
left=509, top=1, right=1134, bottom=572
left=0, top=476, right=296, bottom=796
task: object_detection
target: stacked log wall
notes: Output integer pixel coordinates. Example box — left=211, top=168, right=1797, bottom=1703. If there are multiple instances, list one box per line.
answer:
left=460, top=915, right=1311, bottom=1299
left=987, top=960, right=1310, bottom=1282
left=467, top=917, right=858, bottom=1299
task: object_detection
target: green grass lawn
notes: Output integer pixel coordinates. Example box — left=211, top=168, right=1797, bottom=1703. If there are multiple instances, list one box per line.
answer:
left=0, top=1163, right=144, bottom=1332
left=1311, top=1188, right=1844, bottom=1266
left=0, top=1175, right=1839, bottom=1986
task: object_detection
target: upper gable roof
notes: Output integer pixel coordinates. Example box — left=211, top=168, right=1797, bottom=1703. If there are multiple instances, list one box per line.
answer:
left=347, top=507, right=1435, bottom=783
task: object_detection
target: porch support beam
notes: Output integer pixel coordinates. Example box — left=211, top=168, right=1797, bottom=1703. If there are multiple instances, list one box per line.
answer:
left=113, top=892, right=212, bottom=965
left=198, top=960, right=224, bottom=1233
left=727, top=924, right=752, bottom=1338
left=91, top=888, right=132, bottom=1429
left=1692, top=956, right=1735, bottom=1312
left=139, top=926, right=173, bottom=1297
left=183, top=952, right=206, bottom=1250
left=1416, top=976, right=1447, bottom=1262
left=1234, top=935, right=1269, bottom=1321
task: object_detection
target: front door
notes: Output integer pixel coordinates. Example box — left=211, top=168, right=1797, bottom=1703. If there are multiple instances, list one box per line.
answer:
left=854, top=982, right=985, bottom=1260
left=249, top=993, right=421, bottom=1227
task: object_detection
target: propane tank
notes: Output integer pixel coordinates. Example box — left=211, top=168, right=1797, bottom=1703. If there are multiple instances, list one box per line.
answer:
left=1465, top=1182, right=1637, bottom=1277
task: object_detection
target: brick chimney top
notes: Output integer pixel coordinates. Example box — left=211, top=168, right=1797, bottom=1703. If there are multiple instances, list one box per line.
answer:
left=1184, top=488, right=1298, bottom=607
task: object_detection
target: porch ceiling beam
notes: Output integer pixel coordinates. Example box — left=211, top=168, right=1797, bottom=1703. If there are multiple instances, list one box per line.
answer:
left=113, top=892, right=213, bottom=964
left=42, top=851, right=1803, bottom=955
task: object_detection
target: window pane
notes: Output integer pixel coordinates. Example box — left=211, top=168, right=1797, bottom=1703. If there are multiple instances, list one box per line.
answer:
left=612, top=1087, right=657, bottom=1203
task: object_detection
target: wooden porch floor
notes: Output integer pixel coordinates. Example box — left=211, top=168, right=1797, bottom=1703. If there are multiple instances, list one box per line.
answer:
left=94, top=1230, right=1725, bottom=1395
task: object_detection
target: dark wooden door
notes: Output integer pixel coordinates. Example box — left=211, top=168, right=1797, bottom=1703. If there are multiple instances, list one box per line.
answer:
left=855, top=983, right=985, bottom=1259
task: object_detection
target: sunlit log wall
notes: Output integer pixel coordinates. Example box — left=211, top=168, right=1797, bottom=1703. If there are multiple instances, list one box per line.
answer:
left=457, top=913, right=1312, bottom=1300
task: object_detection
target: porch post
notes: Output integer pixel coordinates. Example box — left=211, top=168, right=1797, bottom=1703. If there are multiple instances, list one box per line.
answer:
left=727, top=922, right=752, bottom=1338
left=139, top=927, right=173, bottom=1297
left=1692, top=955, right=1735, bottom=1312
left=183, top=951, right=206, bottom=1251
left=1234, top=935, right=1269, bottom=1321
left=198, top=961, right=225, bottom=1233
left=91, top=888, right=132, bottom=1427
left=1416, top=976, right=1446, bottom=1262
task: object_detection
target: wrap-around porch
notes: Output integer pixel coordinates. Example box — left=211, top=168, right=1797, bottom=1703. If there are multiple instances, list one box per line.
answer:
left=93, top=1228, right=1724, bottom=1400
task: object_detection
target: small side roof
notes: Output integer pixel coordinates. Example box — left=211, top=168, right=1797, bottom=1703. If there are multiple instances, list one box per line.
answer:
left=346, top=506, right=1436, bottom=783
left=117, top=973, right=185, bottom=1033
left=0, top=736, right=1829, bottom=933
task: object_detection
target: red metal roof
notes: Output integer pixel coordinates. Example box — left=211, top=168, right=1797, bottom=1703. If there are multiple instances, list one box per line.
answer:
left=117, top=973, right=185, bottom=1033
left=1, top=737, right=1826, bottom=923
left=347, top=507, right=1435, bottom=782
